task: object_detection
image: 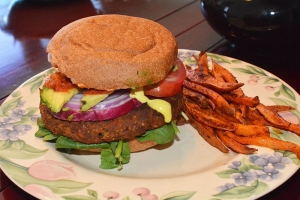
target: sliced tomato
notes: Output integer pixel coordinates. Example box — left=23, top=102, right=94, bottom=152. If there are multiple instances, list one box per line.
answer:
left=144, top=58, right=186, bottom=97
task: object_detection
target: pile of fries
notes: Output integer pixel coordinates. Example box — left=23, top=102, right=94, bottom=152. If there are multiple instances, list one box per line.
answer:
left=183, top=52, right=300, bottom=159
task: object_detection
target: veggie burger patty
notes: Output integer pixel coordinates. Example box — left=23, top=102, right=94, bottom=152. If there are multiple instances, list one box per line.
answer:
left=39, top=90, right=183, bottom=144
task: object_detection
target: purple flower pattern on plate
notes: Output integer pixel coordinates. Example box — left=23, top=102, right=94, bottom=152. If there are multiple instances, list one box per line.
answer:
left=213, top=151, right=296, bottom=199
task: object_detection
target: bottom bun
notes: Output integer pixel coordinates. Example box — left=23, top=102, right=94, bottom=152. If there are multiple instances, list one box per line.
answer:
left=128, top=138, right=158, bottom=152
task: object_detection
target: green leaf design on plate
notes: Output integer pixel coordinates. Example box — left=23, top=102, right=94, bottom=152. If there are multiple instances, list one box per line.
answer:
left=160, top=191, right=196, bottom=200
left=0, top=140, right=47, bottom=159
left=61, top=189, right=98, bottom=200
left=0, top=96, right=22, bottom=117
left=26, top=106, right=39, bottom=116
left=270, top=97, right=298, bottom=110
left=0, top=140, right=12, bottom=150
left=216, top=158, right=262, bottom=179
left=183, top=57, right=197, bottom=66
left=212, top=180, right=268, bottom=199
left=24, top=68, right=55, bottom=94
left=231, top=68, right=255, bottom=75
left=0, top=158, right=91, bottom=194
left=62, top=196, right=97, bottom=200
left=231, top=59, right=243, bottom=64
left=263, top=77, right=279, bottom=84
left=207, top=53, right=231, bottom=64
left=275, top=150, right=300, bottom=165
left=238, top=157, right=262, bottom=172
left=11, top=91, right=22, bottom=98
left=279, top=84, right=296, bottom=101
left=216, top=169, right=240, bottom=179
left=231, top=65, right=267, bottom=77
left=274, top=90, right=280, bottom=97
left=11, top=140, right=26, bottom=149
left=23, top=74, right=44, bottom=86
left=245, top=65, right=267, bottom=76
left=87, top=189, right=98, bottom=199
left=29, top=77, right=44, bottom=94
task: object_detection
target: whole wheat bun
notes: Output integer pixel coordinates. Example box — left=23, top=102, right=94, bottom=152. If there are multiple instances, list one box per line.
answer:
left=47, top=14, right=178, bottom=90
left=128, top=139, right=157, bottom=152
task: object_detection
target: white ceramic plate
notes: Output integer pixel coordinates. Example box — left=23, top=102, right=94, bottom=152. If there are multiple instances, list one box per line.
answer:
left=0, top=49, right=299, bottom=200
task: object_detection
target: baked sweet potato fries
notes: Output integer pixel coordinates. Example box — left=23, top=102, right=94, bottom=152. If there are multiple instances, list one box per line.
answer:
left=183, top=52, right=300, bottom=159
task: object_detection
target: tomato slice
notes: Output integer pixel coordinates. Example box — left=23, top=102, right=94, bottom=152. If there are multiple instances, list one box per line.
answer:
left=144, top=58, right=186, bottom=97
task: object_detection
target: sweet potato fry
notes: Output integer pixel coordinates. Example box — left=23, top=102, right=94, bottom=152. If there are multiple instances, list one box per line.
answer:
left=193, top=51, right=209, bottom=75
left=183, top=52, right=300, bottom=159
left=214, top=107, right=241, bottom=123
left=242, top=108, right=272, bottom=126
left=183, top=88, right=214, bottom=109
left=186, top=112, right=229, bottom=153
left=184, top=98, right=236, bottom=131
left=256, top=103, right=291, bottom=127
left=225, top=132, right=300, bottom=159
left=238, top=104, right=249, bottom=123
left=267, top=122, right=300, bottom=137
left=223, top=93, right=259, bottom=107
left=212, top=61, right=244, bottom=96
left=215, top=130, right=257, bottom=154
left=233, top=124, right=270, bottom=137
left=211, top=62, right=225, bottom=82
left=212, top=60, right=238, bottom=83
left=186, top=69, right=244, bottom=93
left=183, top=80, right=235, bottom=117
left=267, top=105, right=295, bottom=112
left=287, top=124, right=300, bottom=136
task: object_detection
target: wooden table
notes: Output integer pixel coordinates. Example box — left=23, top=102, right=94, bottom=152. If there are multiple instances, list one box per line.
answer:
left=0, top=0, right=299, bottom=199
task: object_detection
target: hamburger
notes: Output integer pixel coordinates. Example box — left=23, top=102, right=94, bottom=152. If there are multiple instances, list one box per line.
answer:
left=35, top=14, right=186, bottom=170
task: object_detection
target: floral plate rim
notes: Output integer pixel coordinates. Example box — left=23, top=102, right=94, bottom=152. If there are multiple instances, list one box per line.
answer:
left=0, top=49, right=299, bottom=200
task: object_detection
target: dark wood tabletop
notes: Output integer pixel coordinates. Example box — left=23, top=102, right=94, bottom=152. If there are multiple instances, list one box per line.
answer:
left=0, top=0, right=299, bottom=199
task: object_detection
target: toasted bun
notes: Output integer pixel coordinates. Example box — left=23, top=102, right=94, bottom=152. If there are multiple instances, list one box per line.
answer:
left=47, top=14, right=178, bottom=90
left=128, top=139, right=157, bottom=152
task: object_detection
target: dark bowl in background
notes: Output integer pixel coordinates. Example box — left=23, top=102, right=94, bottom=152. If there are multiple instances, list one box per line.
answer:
left=200, top=0, right=300, bottom=54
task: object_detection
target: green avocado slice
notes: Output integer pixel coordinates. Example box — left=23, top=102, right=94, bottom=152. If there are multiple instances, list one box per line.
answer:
left=80, top=93, right=110, bottom=111
left=41, top=87, right=79, bottom=113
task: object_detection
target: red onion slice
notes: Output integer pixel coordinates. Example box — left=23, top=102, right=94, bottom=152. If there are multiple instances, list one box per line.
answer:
left=51, top=90, right=142, bottom=121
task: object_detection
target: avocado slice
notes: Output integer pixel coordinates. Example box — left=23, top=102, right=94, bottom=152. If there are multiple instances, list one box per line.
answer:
left=41, top=87, right=79, bottom=113
left=80, top=93, right=110, bottom=111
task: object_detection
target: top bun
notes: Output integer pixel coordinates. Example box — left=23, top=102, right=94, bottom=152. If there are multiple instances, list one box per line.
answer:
left=47, top=14, right=178, bottom=90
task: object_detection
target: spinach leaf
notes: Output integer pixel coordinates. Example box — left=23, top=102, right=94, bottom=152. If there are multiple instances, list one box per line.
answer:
left=34, top=117, right=130, bottom=170
left=120, top=141, right=130, bottom=164
left=100, top=149, right=119, bottom=169
left=137, top=122, right=176, bottom=144
left=100, top=140, right=130, bottom=170
left=35, top=117, right=57, bottom=140
left=55, top=136, right=109, bottom=149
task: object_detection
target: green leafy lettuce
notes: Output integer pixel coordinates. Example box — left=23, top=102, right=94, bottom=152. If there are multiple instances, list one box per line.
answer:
left=137, top=120, right=178, bottom=144
left=35, top=117, right=178, bottom=170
